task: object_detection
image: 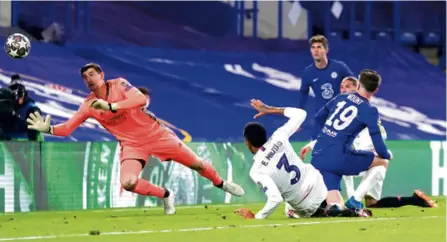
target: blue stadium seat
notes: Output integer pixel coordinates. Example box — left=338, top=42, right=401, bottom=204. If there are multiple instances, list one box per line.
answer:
left=328, top=31, right=343, bottom=42
left=422, top=32, right=441, bottom=46
left=375, top=31, right=392, bottom=41
left=400, top=32, right=418, bottom=46
left=352, top=31, right=365, bottom=41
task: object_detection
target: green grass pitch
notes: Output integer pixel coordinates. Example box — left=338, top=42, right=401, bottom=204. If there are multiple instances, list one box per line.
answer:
left=0, top=197, right=445, bottom=242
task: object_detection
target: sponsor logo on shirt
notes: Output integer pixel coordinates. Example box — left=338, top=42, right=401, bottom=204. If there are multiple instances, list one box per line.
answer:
left=120, top=80, right=133, bottom=92
left=322, top=127, right=337, bottom=137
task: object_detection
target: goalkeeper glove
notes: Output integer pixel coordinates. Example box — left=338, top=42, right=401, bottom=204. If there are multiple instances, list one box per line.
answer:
left=91, top=99, right=118, bottom=113
left=27, top=111, right=52, bottom=133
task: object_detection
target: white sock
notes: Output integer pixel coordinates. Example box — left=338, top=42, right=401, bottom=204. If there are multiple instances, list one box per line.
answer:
left=343, top=176, right=355, bottom=198
left=353, top=166, right=386, bottom=202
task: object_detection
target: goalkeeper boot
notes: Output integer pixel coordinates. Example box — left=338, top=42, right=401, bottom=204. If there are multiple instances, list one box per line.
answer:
left=219, top=181, right=245, bottom=197
left=162, top=189, right=176, bottom=215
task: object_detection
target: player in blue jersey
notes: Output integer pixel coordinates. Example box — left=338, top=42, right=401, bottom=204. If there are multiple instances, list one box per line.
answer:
left=310, top=69, right=392, bottom=216
left=301, top=77, right=437, bottom=211
left=298, top=35, right=353, bottom=111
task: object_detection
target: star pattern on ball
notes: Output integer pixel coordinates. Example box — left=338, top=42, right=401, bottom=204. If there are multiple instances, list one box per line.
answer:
left=18, top=39, right=28, bottom=49
left=4, top=33, right=31, bottom=58
left=6, top=37, right=15, bottom=47
left=8, top=49, right=19, bottom=58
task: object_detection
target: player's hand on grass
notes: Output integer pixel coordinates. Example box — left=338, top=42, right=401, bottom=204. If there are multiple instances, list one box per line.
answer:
left=27, top=111, right=51, bottom=133
left=234, top=207, right=255, bottom=219
left=250, top=99, right=270, bottom=119
left=91, top=99, right=112, bottom=111
left=300, top=145, right=312, bottom=160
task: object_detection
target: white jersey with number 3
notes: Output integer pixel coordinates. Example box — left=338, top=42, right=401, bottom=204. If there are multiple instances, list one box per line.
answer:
left=250, top=108, right=327, bottom=219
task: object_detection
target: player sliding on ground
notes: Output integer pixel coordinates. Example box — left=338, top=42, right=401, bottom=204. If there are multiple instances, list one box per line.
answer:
left=301, top=77, right=437, bottom=209
left=26, top=63, right=245, bottom=214
left=234, top=99, right=328, bottom=219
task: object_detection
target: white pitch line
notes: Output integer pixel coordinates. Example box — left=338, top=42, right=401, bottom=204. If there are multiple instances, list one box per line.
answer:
left=0, top=216, right=440, bottom=241
left=0, top=204, right=247, bottom=216
left=88, top=203, right=246, bottom=213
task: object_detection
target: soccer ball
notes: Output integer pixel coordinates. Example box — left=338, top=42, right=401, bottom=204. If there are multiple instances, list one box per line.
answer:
left=4, top=33, right=31, bottom=59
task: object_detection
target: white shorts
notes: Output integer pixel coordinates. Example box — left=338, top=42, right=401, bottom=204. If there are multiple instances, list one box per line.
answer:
left=287, top=168, right=328, bottom=217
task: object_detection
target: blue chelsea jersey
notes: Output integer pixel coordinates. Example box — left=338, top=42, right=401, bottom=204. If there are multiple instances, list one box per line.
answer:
left=298, top=59, right=353, bottom=111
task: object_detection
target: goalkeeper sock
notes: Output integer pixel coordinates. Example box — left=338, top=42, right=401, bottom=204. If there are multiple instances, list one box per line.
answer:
left=132, top=179, right=165, bottom=198
left=198, top=162, right=223, bottom=186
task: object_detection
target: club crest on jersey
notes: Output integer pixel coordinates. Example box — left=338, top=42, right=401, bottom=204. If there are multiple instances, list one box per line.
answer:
left=121, top=80, right=133, bottom=92
left=321, top=83, right=334, bottom=99
left=331, top=72, right=338, bottom=79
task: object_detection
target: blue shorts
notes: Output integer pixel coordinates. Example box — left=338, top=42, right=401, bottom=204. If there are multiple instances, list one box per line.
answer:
left=341, top=149, right=375, bottom=176
left=311, top=150, right=375, bottom=191
left=320, top=171, right=343, bottom=191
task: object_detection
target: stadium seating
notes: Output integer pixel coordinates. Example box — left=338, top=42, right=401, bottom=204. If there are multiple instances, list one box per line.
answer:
left=17, top=2, right=445, bottom=45
left=1, top=1, right=444, bottom=143
left=14, top=1, right=445, bottom=73
left=0, top=40, right=445, bottom=142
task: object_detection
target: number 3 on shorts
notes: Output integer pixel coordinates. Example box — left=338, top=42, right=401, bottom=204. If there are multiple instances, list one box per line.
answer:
left=276, top=154, right=301, bottom=185
left=325, top=101, right=358, bottom=131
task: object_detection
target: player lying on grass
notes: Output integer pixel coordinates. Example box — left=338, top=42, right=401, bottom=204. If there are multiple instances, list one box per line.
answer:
left=301, top=77, right=437, bottom=209
left=26, top=63, right=245, bottom=214
left=307, top=70, right=392, bottom=217
left=234, top=99, right=329, bottom=219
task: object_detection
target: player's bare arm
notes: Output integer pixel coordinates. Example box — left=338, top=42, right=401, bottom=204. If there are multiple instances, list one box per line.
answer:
left=250, top=99, right=286, bottom=118
left=251, top=99, right=307, bottom=137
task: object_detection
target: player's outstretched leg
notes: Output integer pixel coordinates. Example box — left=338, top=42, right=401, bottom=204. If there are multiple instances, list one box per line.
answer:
left=345, top=157, right=388, bottom=213
left=367, top=190, right=438, bottom=208
left=120, top=159, right=176, bottom=215
left=152, top=133, right=245, bottom=197
left=186, top=157, right=245, bottom=197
